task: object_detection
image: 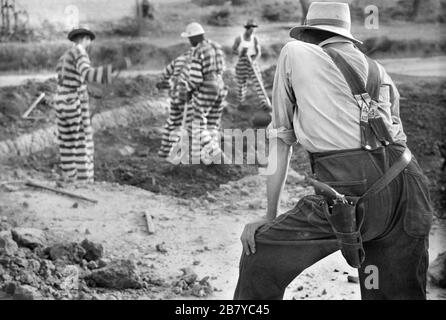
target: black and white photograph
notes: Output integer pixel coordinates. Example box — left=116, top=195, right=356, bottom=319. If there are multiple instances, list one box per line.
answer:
left=0, top=0, right=445, bottom=308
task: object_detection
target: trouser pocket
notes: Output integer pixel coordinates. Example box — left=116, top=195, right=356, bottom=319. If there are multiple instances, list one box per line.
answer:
left=403, top=160, right=434, bottom=238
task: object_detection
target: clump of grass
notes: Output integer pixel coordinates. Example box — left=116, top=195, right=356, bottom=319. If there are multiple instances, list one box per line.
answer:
left=262, top=1, right=301, bottom=22
left=230, top=0, right=250, bottom=6
left=192, top=0, right=227, bottom=6
left=207, top=8, right=232, bottom=26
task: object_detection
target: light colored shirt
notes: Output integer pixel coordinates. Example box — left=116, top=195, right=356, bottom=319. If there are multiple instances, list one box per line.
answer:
left=269, top=36, right=406, bottom=152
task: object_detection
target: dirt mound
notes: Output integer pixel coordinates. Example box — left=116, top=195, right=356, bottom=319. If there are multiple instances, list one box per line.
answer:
left=0, top=220, right=158, bottom=300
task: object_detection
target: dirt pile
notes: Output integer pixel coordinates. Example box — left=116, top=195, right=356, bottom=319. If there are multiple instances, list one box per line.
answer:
left=0, top=219, right=150, bottom=300
left=171, top=267, right=215, bottom=298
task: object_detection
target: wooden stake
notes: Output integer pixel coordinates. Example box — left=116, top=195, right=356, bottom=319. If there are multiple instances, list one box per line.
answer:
left=144, top=212, right=155, bottom=235
left=25, top=180, right=98, bottom=204
left=22, top=93, right=45, bottom=119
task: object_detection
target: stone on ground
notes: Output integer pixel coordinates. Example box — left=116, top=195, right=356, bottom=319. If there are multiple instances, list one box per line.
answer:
left=84, top=259, right=143, bottom=289
left=11, top=228, right=46, bottom=249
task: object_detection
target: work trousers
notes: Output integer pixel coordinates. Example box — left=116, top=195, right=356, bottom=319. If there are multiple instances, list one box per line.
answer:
left=234, top=144, right=433, bottom=300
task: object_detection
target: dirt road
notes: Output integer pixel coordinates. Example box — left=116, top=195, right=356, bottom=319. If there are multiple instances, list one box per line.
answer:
left=1, top=55, right=444, bottom=88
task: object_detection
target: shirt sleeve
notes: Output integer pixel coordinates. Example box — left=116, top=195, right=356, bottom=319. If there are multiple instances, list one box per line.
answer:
left=377, top=64, right=407, bottom=143
left=161, top=58, right=176, bottom=83
left=76, top=50, right=113, bottom=85
left=268, top=44, right=298, bottom=145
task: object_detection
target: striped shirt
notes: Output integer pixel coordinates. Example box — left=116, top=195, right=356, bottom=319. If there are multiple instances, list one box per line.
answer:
left=160, top=50, right=192, bottom=96
left=187, top=39, right=226, bottom=91
left=55, top=44, right=112, bottom=97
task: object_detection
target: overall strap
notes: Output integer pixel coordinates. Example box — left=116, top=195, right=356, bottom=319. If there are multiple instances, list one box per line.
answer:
left=324, top=47, right=392, bottom=149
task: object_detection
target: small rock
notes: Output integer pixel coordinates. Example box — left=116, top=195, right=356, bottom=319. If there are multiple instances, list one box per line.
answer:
left=60, top=265, right=80, bottom=291
left=322, top=289, right=327, bottom=295
left=72, top=203, right=79, bottom=209
left=85, top=229, right=91, bottom=235
left=347, top=275, right=359, bottom=284
left=22, top=202, right=29, bottom=208
left=296, top=285, right=304, bottom=291
left=428, top=252, right=446, bottom=288
left=193, top=260, right=200, bottom=266
left=39, top=260, right=55, bottom=278
left=97, top=259, right=108, bottom=268
left=28, top=259, right=41, bottom=272
left=334, top=269, right=339, bottom=272
left=180, top=268, right=198, bottom=285
left=13, top=285, right=42, bottom=300
left=206, top=193, right=217, bottom=203
left=48, top=243, right=86, bottom=263
left=11, top=228, right=46, bottom=249
left=0, top=231, right=19, bottom=256
left=3, top=282, right=16, bottom=295
left=81, top=239, right=104, bottom=262
left=87, top=261, right=98, bottom=270
left=156, top=243, right=168, bottom=254
left=0, top=221, right=12, bottom=232
left=85, top=259, right=143, bottom=289
left=240, top=188, right=250, bottom=196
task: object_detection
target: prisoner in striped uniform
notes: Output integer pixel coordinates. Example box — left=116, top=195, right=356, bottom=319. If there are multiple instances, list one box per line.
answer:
left=54, top=27, right=127, bottom=183
left=181, top=23, right=228, bottom=164
left=232, top=20, right=268, bottom=109
left=157, top=50, right=195, bottom=158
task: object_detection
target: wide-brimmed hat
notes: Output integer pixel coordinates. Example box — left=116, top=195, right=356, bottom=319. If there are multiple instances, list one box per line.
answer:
left=68, top=27, right=96, bottom=41
left=244, top=19, right=258, bottom=28
left=181, top=22, right=205, bottom=38
left=289, top=2, right=361, bottom=44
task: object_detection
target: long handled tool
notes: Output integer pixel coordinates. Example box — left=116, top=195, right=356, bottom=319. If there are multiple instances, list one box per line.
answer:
left=22, top=93, right=45, bottom=119
left=246, top=55, right=272, bottom=110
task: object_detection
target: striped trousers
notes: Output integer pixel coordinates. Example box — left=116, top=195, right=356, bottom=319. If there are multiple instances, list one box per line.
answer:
left=191, top=77, right=227, bottom=164
left=54, top=87, right=94, bottom=183
left=158, top=97, right=194, bottom=158
left=235, top=56, right=267, bottom=108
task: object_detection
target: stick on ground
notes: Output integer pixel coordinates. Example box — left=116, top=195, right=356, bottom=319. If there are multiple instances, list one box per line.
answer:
left=22, top=93, right=45, bottom=119
left=25, top=180, right=98, bottom=204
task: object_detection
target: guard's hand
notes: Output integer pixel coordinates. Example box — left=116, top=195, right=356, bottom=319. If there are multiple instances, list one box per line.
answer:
left=240, top=217, right=270, bottom=255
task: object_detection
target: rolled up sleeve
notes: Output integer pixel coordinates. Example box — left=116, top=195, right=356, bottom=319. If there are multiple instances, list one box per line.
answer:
left=378, top=64, right=407, bottom=144
left=267, top=44, right=298, bottom=145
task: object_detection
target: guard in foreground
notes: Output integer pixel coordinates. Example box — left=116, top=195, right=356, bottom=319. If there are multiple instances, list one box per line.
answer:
left=234, top=2, right=433, bottom=300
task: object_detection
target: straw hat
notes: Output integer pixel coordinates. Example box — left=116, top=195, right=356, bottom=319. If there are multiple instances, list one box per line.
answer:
left=289, top=2, right=361, bottom=43
left=181, top=22, right=205, bottom=38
